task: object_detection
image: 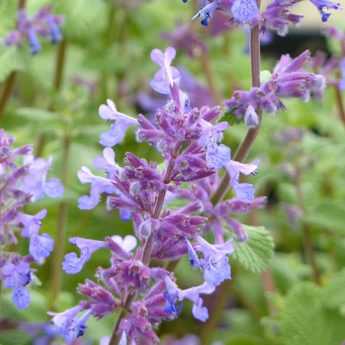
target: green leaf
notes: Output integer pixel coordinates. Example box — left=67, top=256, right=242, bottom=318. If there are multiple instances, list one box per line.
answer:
left=304, top=200, right=345, bottom=235
left=280, top=283, right=345, bottom=345
left=0, top=47, right=24, bottom=82
left=232, top=225, right=274, bottom=273
left=321, top=269, right=345, bottom=310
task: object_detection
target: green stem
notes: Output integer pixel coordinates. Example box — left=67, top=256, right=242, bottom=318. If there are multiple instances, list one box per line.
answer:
left=0, top=0, right=28, bottom=119
left=100, top=5, right=117, bottom=101
left=334, top=86, right=345, bottom=127
left=0, top=72, right=17, bottom=119
left=49, top=135, right=71, bottom=308
left=211, top=8, right=262, bottom=205
left=53, top=40, right=67, bottom=92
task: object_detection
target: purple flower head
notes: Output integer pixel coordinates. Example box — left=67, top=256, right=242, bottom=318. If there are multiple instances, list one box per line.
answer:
left=226, top=50, right=326, bottom=120
left=165, top=277, right=215, bottom=322
left=192, top=1, right=219, bottom=26
left=99, top=100, right=138, bottom=147
left=0, top=129, right=61, bottom=309
left=78, top=165, right=118, bottom=210
left=19, top=209, right=47, bottom=238
left=19, top=156, right=64, bottom=201
left=231, top=0, right=259, bottom=25
left=53, top=46, right=266, bottom=343
left=63, top=238, right=106, bottom=274
left=194, top=236, right=234, bottom=287
left=29, top=233, right=54, bottom=264
left=4, top=6, right=63, bottom=54
left=150, top=47, right=181, bottom=95
left=261, top=0, right=303, bottom=36
left=50, top=305, right=91, bottom=344
left=310, top=0, right=340, bottom=22
left=244, top=105, right=259, bottom=128
left=78, top=280, right=118, bottom=318
left=1, top=258, right=31, bottom=309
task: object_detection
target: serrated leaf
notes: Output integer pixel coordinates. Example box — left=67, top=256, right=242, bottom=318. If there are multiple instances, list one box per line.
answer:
left=280, top=283, right=345, bottom=345
left=232, top=225, right=274, bottom=273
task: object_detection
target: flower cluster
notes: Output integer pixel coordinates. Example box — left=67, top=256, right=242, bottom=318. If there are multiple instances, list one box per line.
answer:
left=182, top=0, right=340, bottom=35
left=51, top=47, right=264, bottom=345
left=0, top=130, right=63, bottom=309
left=4, top=5, right=63, bottom=54
left=226, top=50, right=326, bottom=125
left=313, top=27, right=345, bottom=90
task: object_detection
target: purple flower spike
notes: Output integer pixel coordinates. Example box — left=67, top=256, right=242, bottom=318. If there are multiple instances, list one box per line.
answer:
left=51, top=47, right=267, bottom=343
left=0, top=129, right=61, bottom=309
left=63, top=238, right=106, bottom=274
left=99, top=100, right=138, bottom=147
left=4, top=6, right=63, bottom=54
left=262, top=0, right=303, bottom=36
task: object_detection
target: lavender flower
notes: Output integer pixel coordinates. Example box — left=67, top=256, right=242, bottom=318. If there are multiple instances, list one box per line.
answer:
left=183, top=0, right=340, bottom=36
left=226, top=50, right=326, bottom=121
left=319, top=28, right=345, bottom=90
left=261, top=0, right=303, bottom=36
left=189, top=0, right=259, bottom=27
left=52, top=48, right=264, bottom=344
left=309, top=0, right=340, bottom=22
left=4, top=5, right=63, bottom=54
left=0, top=130, right=63, bottom=309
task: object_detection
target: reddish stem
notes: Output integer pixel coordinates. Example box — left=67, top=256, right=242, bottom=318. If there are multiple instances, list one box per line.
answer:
left=334, top=86, right=345, bottom=126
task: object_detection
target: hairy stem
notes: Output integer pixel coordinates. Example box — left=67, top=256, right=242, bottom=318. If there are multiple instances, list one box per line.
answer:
left=203, top=7, right=262, bottom=343
left=0, top=73, right=17, bottom=119
left=109, top=158, right=176, bottom=345
left=211, top=18, right=262, bottom=206
left=18, top=0, right=27, bottom=9
left=334, top=86, right=345, bottom=126
left=53, top=40, right=67, bottom=91
left=49, top=135, right=71, bottom=308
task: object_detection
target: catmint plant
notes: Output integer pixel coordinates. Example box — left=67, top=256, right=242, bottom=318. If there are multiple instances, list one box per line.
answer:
left=0, top=129, right=63, bottom=309
left=50, top=47, right=265, bottom=345
left=4, top=5, right=63, bottom=54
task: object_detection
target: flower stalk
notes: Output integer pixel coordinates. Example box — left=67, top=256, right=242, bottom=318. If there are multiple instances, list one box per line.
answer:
left=0, top=0, right=27, bottom=118
left=203, top=4, right=262, bottom=342
left=49, top=135, right=71, bottom=308
left=334, top=86, right=345, bottom=126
